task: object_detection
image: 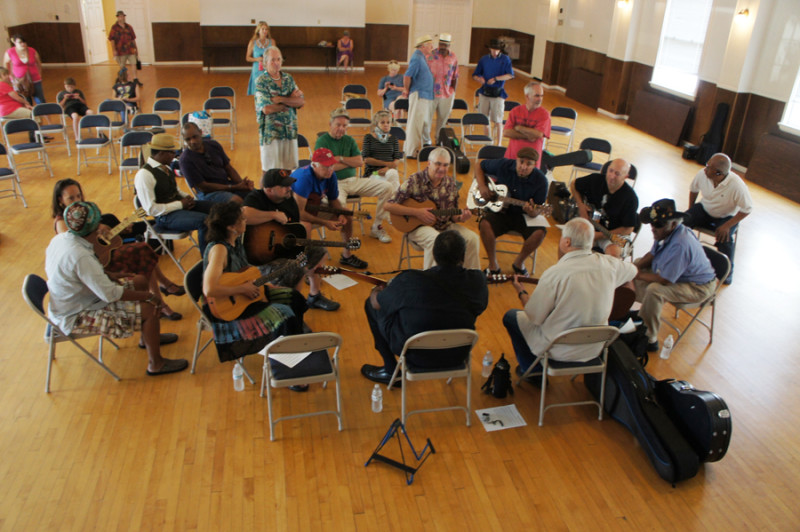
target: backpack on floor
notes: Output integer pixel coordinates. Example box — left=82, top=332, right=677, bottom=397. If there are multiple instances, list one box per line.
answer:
left=481, top=353, right=514, bottom=399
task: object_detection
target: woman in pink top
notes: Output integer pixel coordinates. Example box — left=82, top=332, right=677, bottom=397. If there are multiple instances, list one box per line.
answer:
left=0, top=66, right=33, bottom=119
left=3, top=34, right=45, bottom=105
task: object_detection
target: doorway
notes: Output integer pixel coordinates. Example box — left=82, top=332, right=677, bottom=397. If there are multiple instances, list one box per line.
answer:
left=410, top=0, right=473, bottom=63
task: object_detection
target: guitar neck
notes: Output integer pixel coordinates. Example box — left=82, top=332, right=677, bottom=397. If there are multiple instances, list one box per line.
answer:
left=104, top=211, right=143, bottom=240
left=315, top=266, right=387, bottom=286
left=294, top=238, right=349, bottom=249
left=431, top=208, right=465, bottom=218
left=252, top=260, right=301, bottom=287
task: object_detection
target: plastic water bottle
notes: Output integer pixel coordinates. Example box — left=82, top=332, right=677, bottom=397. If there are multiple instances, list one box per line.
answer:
left=482, top=351, right=494, bottom=378
left=660, top=335, right=674, bottom=360
left=232, top=363, right=245, bottom=391
left=371, top=384, right=383, bottom=413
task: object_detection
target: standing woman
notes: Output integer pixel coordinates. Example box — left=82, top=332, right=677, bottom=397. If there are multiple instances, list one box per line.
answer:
left=246, top=21, right=276, bottom=97
left=3, top=34, right=45, bottom=105
left=202, top=201, right=306, bottom=365
left=336, top=31, right=353, bottom=72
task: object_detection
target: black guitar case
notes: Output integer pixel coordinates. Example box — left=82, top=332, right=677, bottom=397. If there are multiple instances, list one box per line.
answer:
left=655, top=380, right=732, bottom=463
left=540, top=149, right=592, bottom=173
left=437, top=127, right=471, bottom=174
left=695, top=102, right=729, bottom=165
left=585, top=340, right=699, bottom=483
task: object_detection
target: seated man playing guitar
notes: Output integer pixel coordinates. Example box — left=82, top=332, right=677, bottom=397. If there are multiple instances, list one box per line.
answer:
left=385, top=147, right=481, bottom=269
left=242, top=168, right=340, bottom=311
left=570, top=158, right=639, bottom=258
left=471, top=146, right=549, bottom=276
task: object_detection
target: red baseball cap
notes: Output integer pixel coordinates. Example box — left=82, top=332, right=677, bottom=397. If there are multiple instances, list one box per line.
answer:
left=312, top=148, right=336, bottom=167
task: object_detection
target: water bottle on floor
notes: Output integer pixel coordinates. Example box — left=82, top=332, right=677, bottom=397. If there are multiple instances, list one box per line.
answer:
left=233, top=363, right=245, bottom=391
left=482, top=350, right=494, bottom=378
left=660, top=335, right=674, bottom=360
left=371, top=384, right=383, bottom=413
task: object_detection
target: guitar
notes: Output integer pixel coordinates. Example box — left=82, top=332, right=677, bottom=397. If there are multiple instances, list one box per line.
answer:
left=306, top=193, right=373, bottom=220
left=389, top=198, right=481, bottom=233
left=244, top=222, right=360, bottom=266
left=85, top=208, right=146, bottom=267
left=487, top=273, right=635, bottom=321
left=207, top=254, right=308, bottom=321
left=467, top=178, right=552, bottom=216
left=314, top=265, right=388, bottom=287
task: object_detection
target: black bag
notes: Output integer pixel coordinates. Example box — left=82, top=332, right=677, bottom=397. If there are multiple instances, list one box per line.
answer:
left=585, top=340, right=699, bottom=483
left=481, top=353, right=513, bottom=399
left=482, top=85, right=502, bottom=98
left=615, top=313, right=649, bottom=367
left=547, top=181, right=578, bottom=224
left=136, top=57, right=142, bottom=70
left=655, top=379, right=732, bottom=463
left=437, top=127, right=470, bottom=174
left=695, top=102, right=729, bottom=165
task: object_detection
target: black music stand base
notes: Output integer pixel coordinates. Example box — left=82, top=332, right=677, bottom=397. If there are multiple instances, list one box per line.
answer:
left=364, top=418, right=435, bottom=485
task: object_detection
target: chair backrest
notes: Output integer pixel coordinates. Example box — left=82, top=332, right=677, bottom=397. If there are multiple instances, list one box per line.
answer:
left=184, top=261, right=208, bottom=316
left=209, top=86, right=235, bottom=99
left=22, top=273, right=48, bottom=316
left=393, top=98, right=409, bottom=112
left=121, top=130, right=153, bottom=148
left=4, top=118, right=38, bottom=135
left=504, top=100, right=521, bottom=112
left=131, top=113, right=163, bottom=128
left=702, top=244, right=731, bottom=285
left=265, top=331, right=343, bottom=357
left=579, top=137, right=612, bottom=155
left=477, top=145, right=507, bottom=160
left=342, top=84, right=367, bottom=98
left=33, top=103, right=63, bottom=118
left=546, top=326, right=620, bottom=362
left=155, top=87, right=180, bottom=100
left=551, top=106, right=577, bottom=120
left=399, top=329, right=478, bottom=369
left=204, top=98, right=232, bottom=111
left=297, top=133, right=309, bottom=148
left=79, top=114, right=110, bottom=129
left=98, top=99, right=126, bottom=114
left=418, top=145, right=455, bottom=164
left=452, top=99, right=469, bottom=112
left=389, top=126, right=406, bottom=141
left=153, top=99, right=181, bottom=113
left=345, top=98, right=372, bottom=111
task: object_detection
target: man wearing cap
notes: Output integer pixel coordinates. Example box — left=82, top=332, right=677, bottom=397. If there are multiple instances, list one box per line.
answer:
left=684, top=153, right=752, bottom=284
left=134, top=134, right=214, bottom=254
left=402, top=35, right=435, bottom=157
left=292, top=148, right=370, bottom=271
left=634, top=199, right=717, bottom=352
left=179, top=122, right=254, bottom=204
left=427, top=33, right=459, bottom=143
left=108, top=11, right=138, bottom=70
left=243, top=169, right=335, bottom=311
left=45, top=201, right=188, bottom=376
left=503, top=81, right=550, bottom=167
left=315, top=107, right=395, bottom=243
left=473, top=39, right=514, bottom=144
left=570, top=158, right=639, bottom=258
left=473, top=147, right=549, bottom=276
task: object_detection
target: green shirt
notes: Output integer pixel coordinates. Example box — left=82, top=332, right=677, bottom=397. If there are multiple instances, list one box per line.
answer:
left=314, top=133, right=360, bottom=180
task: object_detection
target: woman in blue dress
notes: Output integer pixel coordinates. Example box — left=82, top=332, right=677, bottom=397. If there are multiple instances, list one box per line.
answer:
left=246, top=21, right=276, bottom=96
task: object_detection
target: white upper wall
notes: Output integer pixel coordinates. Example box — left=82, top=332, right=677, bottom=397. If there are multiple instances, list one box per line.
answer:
left=554, top=0, right=615, bottom=54
left=2, top=0, right=82, bottom=26
left=150, top=0, right=200, bottom=22
left=748, top=0, right=800, bottom=101
left=472, top=0, right=511, bottom=28
left=366, top=0, right=410, bottom=24
left=197, top=0, right=365, bottom=27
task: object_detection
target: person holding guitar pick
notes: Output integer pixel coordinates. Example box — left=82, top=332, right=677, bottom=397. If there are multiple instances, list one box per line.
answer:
left=570, top=158, right=639, bottom=258
left=473, top=146, right=549, bottom=277
left=202, top=201, right=306, bottom=369
left=385, top=147, right=480, bottom=269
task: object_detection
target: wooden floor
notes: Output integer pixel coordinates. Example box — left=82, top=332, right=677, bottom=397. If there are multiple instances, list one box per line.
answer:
left=1, top=63, right=799, bottom=531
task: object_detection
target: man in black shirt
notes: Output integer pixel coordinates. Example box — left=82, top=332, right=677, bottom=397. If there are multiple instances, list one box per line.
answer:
left=243, top=169, right=338, bottom=311
left=570, top=158, right=638, bottom=258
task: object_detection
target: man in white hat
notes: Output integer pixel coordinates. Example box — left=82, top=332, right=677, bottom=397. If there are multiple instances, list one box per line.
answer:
left=401, top=35, right=434, bottom=157
left=427, top=33, right=459, bottom=143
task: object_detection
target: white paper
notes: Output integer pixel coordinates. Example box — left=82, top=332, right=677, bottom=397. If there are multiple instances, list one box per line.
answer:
left=618, top=317, right=637, bottom=334
left=268, top=351, right=312, bottom=368
left=322, top=273, right=358, bottom=290
left=475, top=404, right=528, bottom=432
left=525, top=214, right=551, bottom=228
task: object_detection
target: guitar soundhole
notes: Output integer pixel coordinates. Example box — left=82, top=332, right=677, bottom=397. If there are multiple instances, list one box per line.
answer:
left=228, top=295, right=236, bottom=304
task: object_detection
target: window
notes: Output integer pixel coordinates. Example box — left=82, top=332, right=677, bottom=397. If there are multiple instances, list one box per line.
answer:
left=779, top=68, right=800, bottom=136
left=650, top=0, right=713, bottom=99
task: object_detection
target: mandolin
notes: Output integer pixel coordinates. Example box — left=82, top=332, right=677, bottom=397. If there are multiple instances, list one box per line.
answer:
left=85, top=208, right=146, bottom=267
left=389, top=198, right=480, bottom=233
left=244, top=221, right=360, bottom=266
left=207, top=254, right=307, bottom=321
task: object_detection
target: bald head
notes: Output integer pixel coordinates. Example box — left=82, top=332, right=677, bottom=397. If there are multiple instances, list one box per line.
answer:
left=605, top=159, right=631, bottom=193
left=708, top=153, right=731, bottom=174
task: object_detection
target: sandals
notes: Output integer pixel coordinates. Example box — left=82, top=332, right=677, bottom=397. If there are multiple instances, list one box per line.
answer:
left=160, top=284, right=186, bottom=296
left=512, top=264, right=529, bottom=277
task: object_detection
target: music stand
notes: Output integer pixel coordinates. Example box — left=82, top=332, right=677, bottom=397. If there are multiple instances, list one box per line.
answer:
left=365, top=418, right=435, bottom=485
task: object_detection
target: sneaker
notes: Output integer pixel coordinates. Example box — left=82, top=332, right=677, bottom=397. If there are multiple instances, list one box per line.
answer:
left=307, top=293, right=340, bottom=311
left=646, top=340, right=659, bottom=352
left=369, top=226, right=392, bottom=243
left=340, top=254, right=368, bottom=269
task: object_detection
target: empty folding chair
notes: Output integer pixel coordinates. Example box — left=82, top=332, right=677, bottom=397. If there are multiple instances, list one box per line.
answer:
left=569, top=137, right=612, bottom=184
left=130, top=113, right=163, bottom=132
left=548, top=107, right=578, bottom=153
left=344, top=98, right=372, bottom=131
left=155, top=87, right=181, bottom=104
left=0, top=142, right=27, bottom=207
left=3, top=118, right=53, bottom=177
left=76, top=114, right=115, bottom=175
left=98, top=99, right=127, bottom=143
left=204, top=97, right=234, bottom=150
left=152, top=98, right=181, bottom=134
left=461, top=113, right=493, bottom=161
left=32, top=103, right=70, bottom=156
left=446, top=98, right=469, bottom=138
left=209, top=86, right=237, bottom=133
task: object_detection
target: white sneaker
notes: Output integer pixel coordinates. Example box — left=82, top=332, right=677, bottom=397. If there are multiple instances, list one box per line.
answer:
left=369, top=226, right=392, bottom=243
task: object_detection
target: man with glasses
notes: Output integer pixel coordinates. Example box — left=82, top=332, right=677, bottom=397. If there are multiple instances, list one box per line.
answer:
left=385, top=147, right=480, bottom=269
left=179, top=122, right=254, bottom=203
left=684, top=153, right=752, bottom=284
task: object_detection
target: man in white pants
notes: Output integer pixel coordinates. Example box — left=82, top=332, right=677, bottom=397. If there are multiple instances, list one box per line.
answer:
left=402, top=35, right=434, bottom=158
left=427, top=33, right=459, bottom=144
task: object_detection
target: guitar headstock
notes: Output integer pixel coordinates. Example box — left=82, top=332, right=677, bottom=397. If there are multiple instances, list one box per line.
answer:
left=346, top=238, right=361, bottom=250
left=134, top=207, right=147, bottom=218
left=486, top=273, right=511, bottom=284
left=316, top=265, right=341, bottom=276
left=534, top=203, right=553, bottom=217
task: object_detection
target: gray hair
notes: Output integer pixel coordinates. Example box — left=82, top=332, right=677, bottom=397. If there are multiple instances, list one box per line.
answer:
left=523, top=81, right=543, bottom=98
left=371, top=109, right=393, bottom=129
left=429, top=147, right=451, bottom=164
left=563, top=217, right=594, bottom=250
left=263, top=46, right=282, bottom=61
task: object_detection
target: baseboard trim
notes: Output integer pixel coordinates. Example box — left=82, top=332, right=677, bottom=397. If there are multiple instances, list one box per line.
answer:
left=598, top=108, right=629, bottom=121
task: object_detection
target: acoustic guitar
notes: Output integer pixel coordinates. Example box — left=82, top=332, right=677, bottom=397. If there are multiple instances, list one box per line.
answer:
left=207, top=254, right=307, bottom=321
left=467, top=178, right=552, bottom=216
left=314, top=265, right=388, bottom=287
left=305, top=193, right=372, bottom=220
left=85, top=208, right=146, bottom=267
left=389, top=198, right=480, bottom=233
left=244, top=222, right=360, bottom=266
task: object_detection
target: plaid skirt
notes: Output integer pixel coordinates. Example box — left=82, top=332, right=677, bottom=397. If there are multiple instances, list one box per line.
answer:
left=71, top=281, right=142, bottom=338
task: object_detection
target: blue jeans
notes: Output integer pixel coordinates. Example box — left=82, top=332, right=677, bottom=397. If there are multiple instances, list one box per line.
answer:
left=684, top=203, right=737, bottom=276
left=154, top=201, right=214, bottom=254
left=196, top=189, right=247, bottom=203
left=502, top=309, right=542, bottom=373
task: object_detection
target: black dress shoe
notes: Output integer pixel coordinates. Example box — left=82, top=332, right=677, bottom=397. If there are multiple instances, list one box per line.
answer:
left=646, top=340, right=659, bottom=352
left=360, top=364, right=399, bottom=386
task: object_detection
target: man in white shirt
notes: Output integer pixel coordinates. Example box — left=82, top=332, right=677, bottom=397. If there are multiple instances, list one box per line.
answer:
left=684, top=152, right=753, bottom=284
left=134, top=134, right=214, bottom=253
left=502, top=217, right=637, bottom=373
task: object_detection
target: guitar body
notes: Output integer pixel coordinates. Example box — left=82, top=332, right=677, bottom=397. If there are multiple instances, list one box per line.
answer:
left=467, top=179, right=509, bottom=212
left=206, top=267, right=269, bottom=321
left=88, top=234, right=124, bottom=267
left=389, top=199, right=438, bottom=233
left=244, top=222, right=307, bottom=265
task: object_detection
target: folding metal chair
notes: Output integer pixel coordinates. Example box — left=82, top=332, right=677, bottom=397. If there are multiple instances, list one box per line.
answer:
left=134, top=195, right=199, bottom=274
left=2, top=118, right=53, bottom=177
left=118, top=130, right=152, bottom=200
left=203, top=97, right=234, bottom=150
left=461, top=113, right=493, bottom=161
left=547, top=107, right=578, bottom=153
left=152, top=98, right=181, bottom=134
left=341, top=83, right=367, bottom=102
left=569, top=137, right=612, bottom=184
left=0, top=142, right=26, bottom=207
left=130, top=113, right=163, bottom=132
left=344, top=98, right=372, bottom=131
left=76, top=114, right=115, bottom=175
left=209, top=86, right=237, bottom=133
left=33, top=103, right=70, bottom=155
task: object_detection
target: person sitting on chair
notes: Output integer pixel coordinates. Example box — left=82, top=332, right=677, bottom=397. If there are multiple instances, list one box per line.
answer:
left=45, top=201, right=188, bottom=376
left=503, top=218, right=637, bottom=376
left=570, top=158, right=639, bottom=258
left=361, top=230, right=488, bottom=384
left=474, top=147, right=549, bottom=277
left=633, top=199, right=717, bottom=352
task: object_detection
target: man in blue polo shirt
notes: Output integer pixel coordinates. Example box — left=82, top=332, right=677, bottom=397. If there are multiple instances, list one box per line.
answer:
left=473, top=39, right=514, bottom=144
left=634, top=199, right=716, bottom=352
left=402, top=34, right=434, bottom=157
